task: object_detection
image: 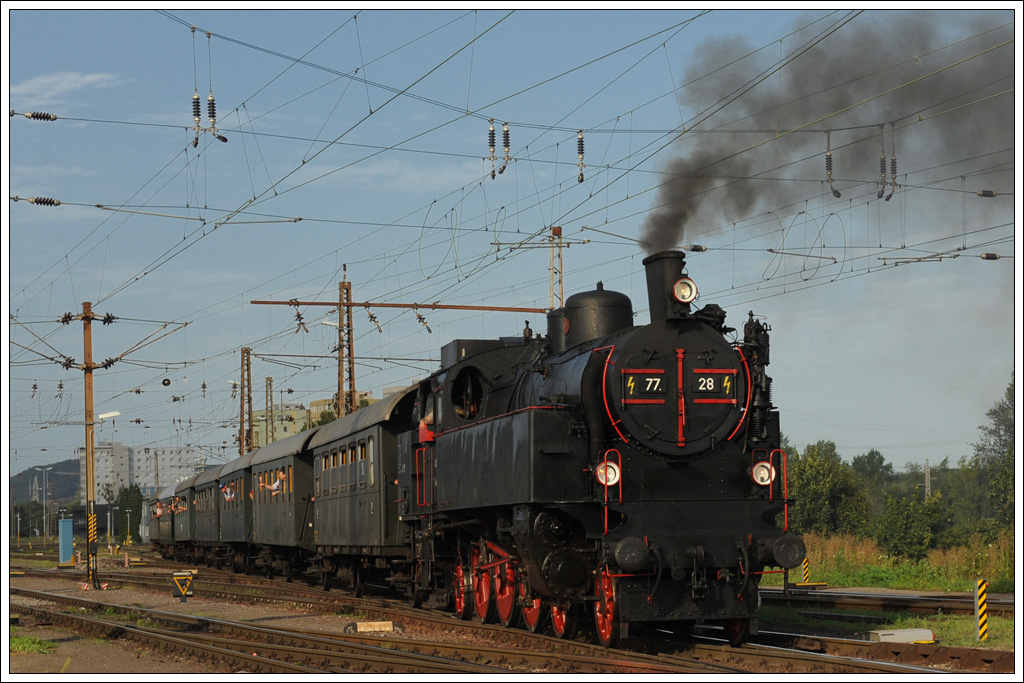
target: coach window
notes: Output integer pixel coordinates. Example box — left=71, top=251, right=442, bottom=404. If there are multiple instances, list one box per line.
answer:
left=287, top=465, right=293, bottom=501
left=349, top=444, right=357, bottom=489
left=367, top=437, right=375, bottom=488
left=358, top=441, right=367, bottom=489
left=329, top=449, right=337, bottom=494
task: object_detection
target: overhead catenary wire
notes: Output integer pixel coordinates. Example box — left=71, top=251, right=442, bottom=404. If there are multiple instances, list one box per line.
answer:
left=9, top=11, right=1013, bottom=469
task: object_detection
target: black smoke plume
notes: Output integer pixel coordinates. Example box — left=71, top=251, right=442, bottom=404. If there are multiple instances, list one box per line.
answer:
left=639, top=11, right=1014, bottom=254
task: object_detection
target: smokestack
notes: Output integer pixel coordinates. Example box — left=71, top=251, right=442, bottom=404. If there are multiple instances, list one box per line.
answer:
left=643, top=250, right=688, bottom=321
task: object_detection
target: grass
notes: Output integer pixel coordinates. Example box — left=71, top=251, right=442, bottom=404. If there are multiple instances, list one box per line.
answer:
left=759, top=603, right=1015, bottom=651
left=759, top=531, right=1015, bottom=593
left=10, top=634, right=58, bottom=655
left=755, top=531, right=1015, bottom=652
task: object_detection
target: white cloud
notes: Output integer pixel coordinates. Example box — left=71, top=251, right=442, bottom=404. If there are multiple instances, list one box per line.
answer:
left=11, top=71, right=126, bottom=109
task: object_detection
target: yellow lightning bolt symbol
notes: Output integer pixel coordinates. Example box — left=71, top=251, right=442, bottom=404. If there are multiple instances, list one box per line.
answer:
left=627, top=376, right=635, bottom=395
left=724, top=375, right=731, bottom=395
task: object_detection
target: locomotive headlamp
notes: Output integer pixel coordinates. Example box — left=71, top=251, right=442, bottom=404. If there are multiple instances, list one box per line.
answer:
left=672, top=277, right=698, bottom=304
left=594, top=461, right=621, bottom=487
left=751, top=461, right=776, bottom=486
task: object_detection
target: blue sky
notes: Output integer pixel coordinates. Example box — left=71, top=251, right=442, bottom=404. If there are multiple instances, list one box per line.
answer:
left=5, top=8, right=1020, bottom=483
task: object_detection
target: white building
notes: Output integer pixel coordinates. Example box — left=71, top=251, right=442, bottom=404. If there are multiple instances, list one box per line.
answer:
left=76, top=441, right=209, bottom=501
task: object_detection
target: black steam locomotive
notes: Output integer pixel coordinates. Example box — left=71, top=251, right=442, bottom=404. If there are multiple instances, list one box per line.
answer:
left=151, top=250, right=804, bottom=648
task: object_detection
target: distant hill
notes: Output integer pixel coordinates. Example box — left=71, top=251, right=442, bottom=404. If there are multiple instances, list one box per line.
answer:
left=9, top=459, right=80, bottom=505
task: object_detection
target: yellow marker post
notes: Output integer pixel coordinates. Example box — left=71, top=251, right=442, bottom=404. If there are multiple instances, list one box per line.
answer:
left=975, top=578, right=988, bottom=642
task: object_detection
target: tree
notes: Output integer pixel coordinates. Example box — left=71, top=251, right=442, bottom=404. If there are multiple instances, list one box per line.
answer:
left=876, top=491, right=948, bottom=561
left=972, top=372, right=1014, bottom=526
left=851, top=448, right=893, bottom=520
left=116, top=483, right=144, bottom=545
left=99, top=482, right=117, bottom=505
left=316, top=410, right=337, bottom=426
left=851, top=449, right=893, bottom=484
left=788, top=440, right=870, bottom=536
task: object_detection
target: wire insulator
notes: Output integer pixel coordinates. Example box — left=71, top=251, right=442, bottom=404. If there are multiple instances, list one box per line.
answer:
left=577, top=130, right=585, bottom=183
left=26, top=112, right=58, bottom=121
left=488, top=120, right=495, bottom=155
left=28, top=197, right=61, bottom=206
left=976, top=190, right=997, bottom=198
left=207, top=93, right=216, bottom=125
left=503, top=123, right=510, bottom=156
left=979, top=253, right=1000, bottom=260
left=879, top=156, right=887, bottom=180
left=825, top=152, right=833, bottom=175
left=890, top=156, right=897, bottom=178
left=193, top=91, right=201, bottom=123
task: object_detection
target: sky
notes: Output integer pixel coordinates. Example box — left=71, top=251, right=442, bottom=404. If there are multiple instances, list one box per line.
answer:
left=4, top=8, right=1021, bottom=490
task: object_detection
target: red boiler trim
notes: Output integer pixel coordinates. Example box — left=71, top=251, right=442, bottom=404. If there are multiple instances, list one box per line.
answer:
left=726, top=346, right=753, bottom=442
left=676, top=349, right=686, bottom=447
left=595, top=345, right=629, bottom=444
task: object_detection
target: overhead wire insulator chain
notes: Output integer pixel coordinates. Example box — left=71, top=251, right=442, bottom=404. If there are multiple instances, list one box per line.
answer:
left=414, top=306, right=432, bottom=334
left=10, top=195, right=62, bottom=206
left=500, top=122, right=510, bottom=175
left=577, top=130, right=585, bottom=183
left=13, top=111, right=58, bottom=121
left=190, top=28, right=226, bottom=146
left=825, top=130, right=840, bottom=198
left=487, top=120, right=512, bottom=178
left=488, top=119, right=497, bottom=179
left=366, top=307, right=383, bottom=333
left=886, top=124, right=899, bottom=202
left=878, top=124, right=888, bottom=198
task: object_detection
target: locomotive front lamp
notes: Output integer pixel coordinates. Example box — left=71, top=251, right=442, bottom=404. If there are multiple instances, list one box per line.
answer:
left=672, top=277, right=698, bottom=304
left=750, top=461, right=775, bottom=486
left=595, top=461, right=621, bottom=487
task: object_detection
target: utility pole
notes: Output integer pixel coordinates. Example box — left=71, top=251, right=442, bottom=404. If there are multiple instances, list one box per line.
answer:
left=340, top=279, right=355, bottom=415
left=252, top=285, right=547, bottom=419
left=41, top=302, right=188, bottom=587
left=492, top=225, right=588, bottom=309
left=239, top=347, right=253, bottom=456
left=81, top=302, right=99, bottom=586
left=266, top=376, right=275, bottom=444
left=549, top=225, right=564, bottom=310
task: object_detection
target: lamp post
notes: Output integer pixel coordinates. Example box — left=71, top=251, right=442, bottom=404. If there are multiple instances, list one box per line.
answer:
left=37, top=467, right=52, bottom=546
left=109, top=507, right=116, bottom=546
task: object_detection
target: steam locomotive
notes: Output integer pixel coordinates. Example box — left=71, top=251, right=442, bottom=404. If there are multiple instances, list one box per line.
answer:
left=150, top=250, right=805, bottom=648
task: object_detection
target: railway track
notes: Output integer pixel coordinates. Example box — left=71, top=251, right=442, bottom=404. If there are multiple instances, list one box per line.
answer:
left=761, top=586, right=1014, bottom=617
left=10, top=567, right=1012, bottom=673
